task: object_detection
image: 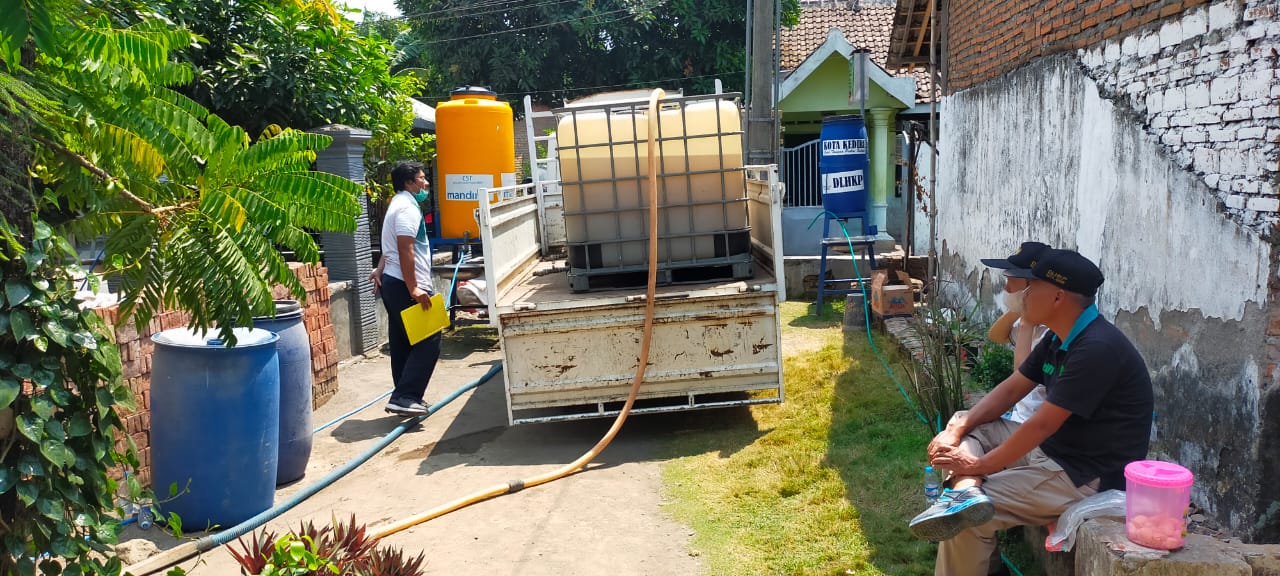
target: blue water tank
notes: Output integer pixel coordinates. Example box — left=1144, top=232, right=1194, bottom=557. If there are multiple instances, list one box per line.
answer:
left=253, top=300, right=313, bottom=485
left=150, top=327, right=279, bottom=529
left=819, top=115, right=871, bottom=221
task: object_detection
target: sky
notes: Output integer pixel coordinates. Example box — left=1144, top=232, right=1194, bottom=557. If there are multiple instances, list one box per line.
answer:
left=349, top=0, right=401, bottom=18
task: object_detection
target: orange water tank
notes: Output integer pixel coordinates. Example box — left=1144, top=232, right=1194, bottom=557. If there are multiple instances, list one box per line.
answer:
left=435, top=86, right=516, bottom=240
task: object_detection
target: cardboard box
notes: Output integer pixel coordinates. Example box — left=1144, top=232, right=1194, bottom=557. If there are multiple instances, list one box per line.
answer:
left=870, top=270, right=915, bottom=317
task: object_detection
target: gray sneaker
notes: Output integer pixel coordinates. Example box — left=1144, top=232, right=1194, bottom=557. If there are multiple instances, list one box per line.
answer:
left=908, top=486, right=996, bottom=542
left=385, top=399, right=428, bottom=416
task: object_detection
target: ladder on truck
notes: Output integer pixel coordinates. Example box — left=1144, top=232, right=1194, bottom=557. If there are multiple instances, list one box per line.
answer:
left=522, top=95, right=565, bottom=255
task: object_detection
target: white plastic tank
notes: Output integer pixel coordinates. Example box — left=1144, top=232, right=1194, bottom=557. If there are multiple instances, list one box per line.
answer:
left=558, top=98, right=747, bottom=267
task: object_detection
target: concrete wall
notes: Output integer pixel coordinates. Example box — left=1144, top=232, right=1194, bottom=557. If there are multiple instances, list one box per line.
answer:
left=328, top=280, right=390, bottom=363
left=936, top=48, right=1276, bottom=539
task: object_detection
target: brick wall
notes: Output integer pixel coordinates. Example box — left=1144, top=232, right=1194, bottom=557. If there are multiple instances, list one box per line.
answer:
left=1077, top=0, right=1279, bottom=234
left=96, top=263, right=339, bottom=486
left=282, top=263, right=340, bottom=409
left=94, top=307, right=190, bottom=487
left=946, top=0, right=1215, bottom=92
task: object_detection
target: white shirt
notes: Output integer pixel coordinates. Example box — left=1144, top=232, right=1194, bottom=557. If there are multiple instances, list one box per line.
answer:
left=380, top=191, right=434, bottom=293
left=1007, top=319, right=1049, bottom=424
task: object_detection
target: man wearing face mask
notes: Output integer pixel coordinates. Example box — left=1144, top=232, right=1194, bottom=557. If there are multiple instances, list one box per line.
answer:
left=369, top=161, right=440, bottom=416
left=981, top=242, right=1052, bottom=423
left=909, top=249, right=1152, bottom=576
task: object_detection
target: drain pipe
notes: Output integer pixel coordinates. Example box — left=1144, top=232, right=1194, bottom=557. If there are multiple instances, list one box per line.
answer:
left=124, top=364, right=502, bottom=576
left=367, top=88, right=668, bottom=541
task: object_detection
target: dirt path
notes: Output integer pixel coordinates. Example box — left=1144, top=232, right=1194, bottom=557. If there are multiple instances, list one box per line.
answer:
left=123, top=344, right=705, bottom=575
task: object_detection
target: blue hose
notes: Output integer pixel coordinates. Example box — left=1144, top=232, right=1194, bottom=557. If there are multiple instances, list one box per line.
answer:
left=126, top=365, right=502, bottom=575
left=312, top=254, right=471, bottom=435
left=806, top=211, right=931, bottom=430
left=312, top=390, right=393, bottom=434
left=808, top=214, right=1027, bottom=576
left=199, top=364, right=502, bottom=550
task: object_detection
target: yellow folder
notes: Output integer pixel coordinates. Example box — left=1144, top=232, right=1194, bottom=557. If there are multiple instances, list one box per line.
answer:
left=400, top=293, right=449, bottom=345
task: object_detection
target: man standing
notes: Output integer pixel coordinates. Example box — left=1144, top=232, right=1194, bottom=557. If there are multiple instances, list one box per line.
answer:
left=372, top=161, right=440, bottom=416
left=909, top=249, right=1153, bottom=576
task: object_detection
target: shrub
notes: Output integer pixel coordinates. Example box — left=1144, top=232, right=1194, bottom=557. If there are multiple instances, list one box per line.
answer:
left=229, top=515, right=426, bottom=576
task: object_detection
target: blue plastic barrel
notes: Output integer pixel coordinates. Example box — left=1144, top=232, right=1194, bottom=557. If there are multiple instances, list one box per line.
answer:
left=150, top=327, right=279, bottom=529
left=253, top=300, right=313, bottom=485
left=819, top=115, right=870, bottom=220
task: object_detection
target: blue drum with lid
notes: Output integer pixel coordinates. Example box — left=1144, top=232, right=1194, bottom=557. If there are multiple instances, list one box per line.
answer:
left=819, top=115, right=870, bottom=219
left=150, top=327, right=279, bottom=529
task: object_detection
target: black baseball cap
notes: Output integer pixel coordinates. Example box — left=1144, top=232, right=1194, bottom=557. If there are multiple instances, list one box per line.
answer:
left=981, top=241, right=1052, bottom=270
left=1004, top=249, right=1105, bottom=297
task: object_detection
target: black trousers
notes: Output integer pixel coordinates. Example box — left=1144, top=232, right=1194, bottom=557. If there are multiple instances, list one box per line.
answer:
left=380, top=273, right=442, bottom=404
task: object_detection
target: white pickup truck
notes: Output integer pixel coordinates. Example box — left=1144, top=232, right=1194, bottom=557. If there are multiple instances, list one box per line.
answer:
left=469, top=164, right=787, bottom=425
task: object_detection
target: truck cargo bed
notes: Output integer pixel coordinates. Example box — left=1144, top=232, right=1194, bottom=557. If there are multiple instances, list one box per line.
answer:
left=478, top=165, right=787, bottom=424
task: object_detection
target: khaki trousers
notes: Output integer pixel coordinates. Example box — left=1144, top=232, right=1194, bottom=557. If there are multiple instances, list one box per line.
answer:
left=936, top=415, right=1098, bottom=576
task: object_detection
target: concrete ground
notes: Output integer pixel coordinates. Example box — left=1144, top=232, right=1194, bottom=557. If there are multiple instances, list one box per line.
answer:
left=120, top=335, right=708, bottom=575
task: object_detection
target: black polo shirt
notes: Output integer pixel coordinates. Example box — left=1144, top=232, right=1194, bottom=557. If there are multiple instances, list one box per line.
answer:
left=1017, top=305, right=1153, bottom=491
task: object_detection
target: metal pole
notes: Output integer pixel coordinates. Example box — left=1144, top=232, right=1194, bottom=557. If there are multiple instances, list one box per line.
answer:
left=746, top=0, right=775, bottom=165
left=927, top=0, right=939, bottom=294
left=773, top=0, right=782, bottom=167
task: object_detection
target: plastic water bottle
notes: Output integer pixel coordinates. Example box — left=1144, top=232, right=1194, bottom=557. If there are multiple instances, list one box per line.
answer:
left=116, top=471, right=137, bottom=521
left=924, top=466, right=941, bottom=505
left=136, top=504, right=154, bottom=530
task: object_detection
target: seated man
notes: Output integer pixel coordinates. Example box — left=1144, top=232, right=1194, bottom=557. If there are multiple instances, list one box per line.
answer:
left=909, top=249, right=1153, bottom=576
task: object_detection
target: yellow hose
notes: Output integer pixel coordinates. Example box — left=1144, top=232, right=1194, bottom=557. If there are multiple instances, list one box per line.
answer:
left=369, top=88, right=668, bottom=540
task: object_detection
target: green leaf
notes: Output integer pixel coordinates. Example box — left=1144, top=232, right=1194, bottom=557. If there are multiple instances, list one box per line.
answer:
left=0, top=468, right=13, bottom=493
left=0, top=0, right=29, bottom=68
left=17, top=454, right=43, bottom=475
left=71, top=331, right=98, bottom=350
left=9, top=309, right=33, bottom=340
left=47, top=384, right=69, bottom=405
left=166, top=512, right=183, bottom=538
left=110, top=254, right=124, bottom=269
left=67, top=414, right=92, bottom=437
left=37, top=496, right=63, bottom=520
left=0, top=349, right=11, bottom=369
left=38, top=559, right=62, bottom=576
left=11, top=361, right=34, bottom=379
left=31, top=396, right=54, bottom=419
left=33, top=221, right=52, bottom=241
left=0, top=310, right=9, bottom=336
left=169, top=482, right=178, bottom=496
left=16, top=414, right=44, bottom=442
left=22, top=248, right=44, bottom=274
left=43, top=320, right=71, bottom=347
left=0, top=377, right=18, bottom=408
left=6, top=282, right=32, bottom=307
left=41, top=439, right=77, bottom=469
left=16, top=481, right=38, bottom=505
left=44, top=419, right=65, bottom=441
left=32, top=369, right=53, bottom=388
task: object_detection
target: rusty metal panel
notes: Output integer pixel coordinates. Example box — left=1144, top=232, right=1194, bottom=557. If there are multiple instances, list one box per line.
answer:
left=499, top=290, right=782, bottom=422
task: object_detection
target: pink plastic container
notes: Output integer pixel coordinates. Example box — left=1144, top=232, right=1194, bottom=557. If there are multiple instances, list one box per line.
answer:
left=1124, top=460, right=1194, bottom=550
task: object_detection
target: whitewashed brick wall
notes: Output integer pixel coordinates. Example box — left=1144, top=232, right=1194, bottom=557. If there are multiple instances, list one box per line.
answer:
left=1080, top=0, right=1280, bottom=234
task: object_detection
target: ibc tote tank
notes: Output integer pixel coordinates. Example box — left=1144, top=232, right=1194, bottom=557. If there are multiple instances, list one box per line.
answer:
left=435, top=86, right=516, bottom=240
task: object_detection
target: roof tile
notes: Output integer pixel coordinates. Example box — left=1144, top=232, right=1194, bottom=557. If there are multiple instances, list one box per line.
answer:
left=779, top=1, right=935, bottom=102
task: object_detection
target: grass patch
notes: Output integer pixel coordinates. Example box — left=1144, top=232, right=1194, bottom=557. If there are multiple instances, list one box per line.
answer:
left=661, top=301, right=937, bottom=575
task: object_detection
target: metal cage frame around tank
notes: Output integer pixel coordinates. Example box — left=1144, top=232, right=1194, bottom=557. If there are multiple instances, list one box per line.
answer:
left=553, top=92, right=754, bottom=291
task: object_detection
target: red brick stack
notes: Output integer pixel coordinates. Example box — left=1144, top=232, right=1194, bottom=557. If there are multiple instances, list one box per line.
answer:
left=92, top=307, right=190, bottom=486
left=287, top=263, right=340, bottom=409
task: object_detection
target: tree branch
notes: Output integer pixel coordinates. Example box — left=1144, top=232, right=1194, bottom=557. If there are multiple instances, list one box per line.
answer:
left=32, top=135, right=157, bottom=214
